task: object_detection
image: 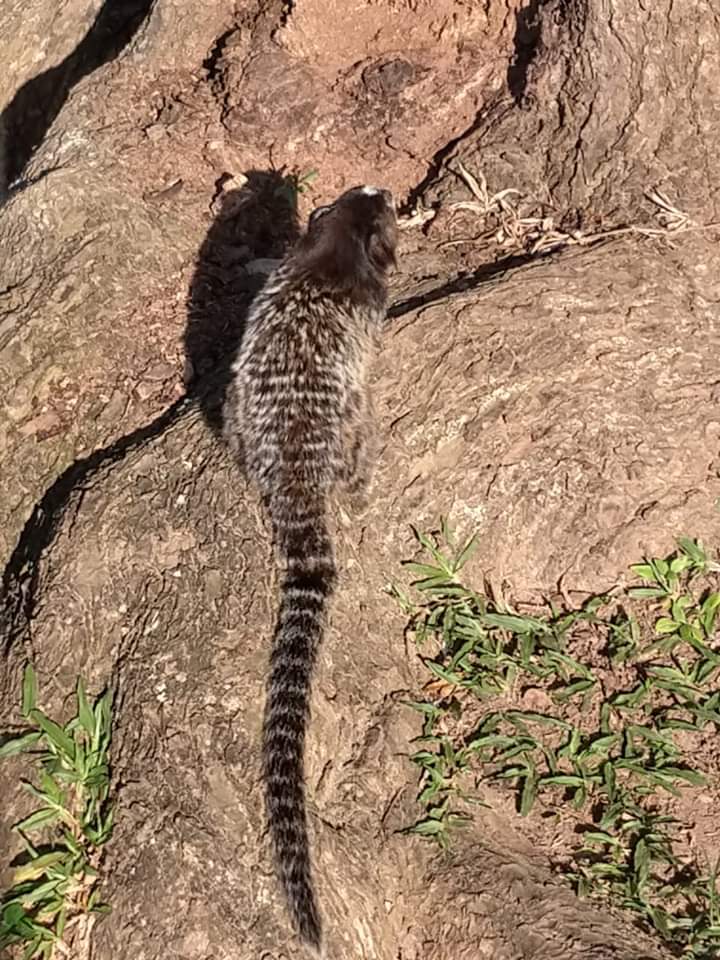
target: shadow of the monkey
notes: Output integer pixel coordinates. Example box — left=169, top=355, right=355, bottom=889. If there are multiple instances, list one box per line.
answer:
left=184, top=170, right=302, bottom=433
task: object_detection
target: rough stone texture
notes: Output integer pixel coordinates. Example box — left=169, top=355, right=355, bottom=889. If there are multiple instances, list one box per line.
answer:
left=2, top=0, right=720, bottom=957
left=425, top=0, right=720, bottom=229
left=0, top=0, right=526, bottom=565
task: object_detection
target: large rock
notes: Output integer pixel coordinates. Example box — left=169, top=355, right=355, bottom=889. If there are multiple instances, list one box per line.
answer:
left=2, top=0, right=719, bottom=956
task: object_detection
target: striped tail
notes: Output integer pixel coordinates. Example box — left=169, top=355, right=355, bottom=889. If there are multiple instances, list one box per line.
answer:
left=263, top=493, right=337, bottom=950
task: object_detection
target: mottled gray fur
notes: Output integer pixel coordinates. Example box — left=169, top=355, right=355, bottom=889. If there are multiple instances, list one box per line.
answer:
left=223, top=185, right=398, bottom=949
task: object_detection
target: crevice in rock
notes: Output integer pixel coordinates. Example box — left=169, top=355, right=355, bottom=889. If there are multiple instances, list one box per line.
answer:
left=388, top=248, right=551, bottom=320
left=1, top=0, right=156, bottom=189
left=402, top=0, right=583, bottom=212
left=202, top=25, right=241, bottom=83
left=401, top=98, right=512, bottom=214
left=0, top=396, right=193, bottom=655
left=277, top=0, right=294, bottom=30
left=507, top=0, right=546, bottom=104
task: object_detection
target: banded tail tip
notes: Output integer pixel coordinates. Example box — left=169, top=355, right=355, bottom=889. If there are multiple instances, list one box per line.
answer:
left=296, top=908, right=322, bottom=955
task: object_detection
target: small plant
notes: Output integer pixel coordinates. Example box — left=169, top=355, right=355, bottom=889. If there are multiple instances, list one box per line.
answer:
left=275, top=168, right=319, bottom=212
left=392, top=523, right=720, bottom=959
left=0, top=666, right=114, bottom=959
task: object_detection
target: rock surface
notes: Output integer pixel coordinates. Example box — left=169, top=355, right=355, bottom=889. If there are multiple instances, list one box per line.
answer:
left=2, top=0, right=719, bottom=957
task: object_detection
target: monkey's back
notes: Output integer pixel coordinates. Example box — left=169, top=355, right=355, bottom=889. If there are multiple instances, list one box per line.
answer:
left=228, top=273, right=374, bottom=498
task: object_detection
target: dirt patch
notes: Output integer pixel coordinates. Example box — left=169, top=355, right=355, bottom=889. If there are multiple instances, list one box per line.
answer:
left=2, top=0, right=720, bottom=957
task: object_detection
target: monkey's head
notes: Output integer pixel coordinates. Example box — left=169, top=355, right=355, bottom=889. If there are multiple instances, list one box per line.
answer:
left=292, top=185, right=398, bottom=302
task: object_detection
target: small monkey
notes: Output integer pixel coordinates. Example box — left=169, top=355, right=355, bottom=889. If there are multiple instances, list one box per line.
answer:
left=223, top=185, right=398, bottom=949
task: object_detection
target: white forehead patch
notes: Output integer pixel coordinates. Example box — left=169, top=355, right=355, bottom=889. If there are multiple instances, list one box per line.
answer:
left=361, top=186, right=382, bottom=196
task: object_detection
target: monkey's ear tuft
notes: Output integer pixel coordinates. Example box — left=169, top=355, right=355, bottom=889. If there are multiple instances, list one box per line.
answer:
left=308, top=204, right=332, bottom=228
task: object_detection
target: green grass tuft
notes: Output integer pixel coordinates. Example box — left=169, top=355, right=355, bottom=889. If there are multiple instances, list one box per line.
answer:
left=391, top=522, right=720, bottom=959
left=0, top=666, right=114, bottom=959
left=274, top=168, right=319, bottom=212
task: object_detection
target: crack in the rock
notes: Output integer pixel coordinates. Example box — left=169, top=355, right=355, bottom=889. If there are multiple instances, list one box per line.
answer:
left=0, top=396, right=193, bottom=655
left=402, top=97, right=512, bottom=215
left=202, top=25, right=241, bottom=83
left=1, top=0, right=157, bottom=189
left=200, top=1, right=283, bottom=129
left=276, top=0, right=294, bottom=30
left=401, top=0, right=581, bottom=214
left=507, top=0, right=558, bottom=105
left=388, top=249, right=552, bottom=320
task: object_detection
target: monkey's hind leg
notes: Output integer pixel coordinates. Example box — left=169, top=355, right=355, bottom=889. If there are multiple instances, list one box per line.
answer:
left=221, top=380, right=247, bottom=471
left=340, top=388, right=377, bottom=513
